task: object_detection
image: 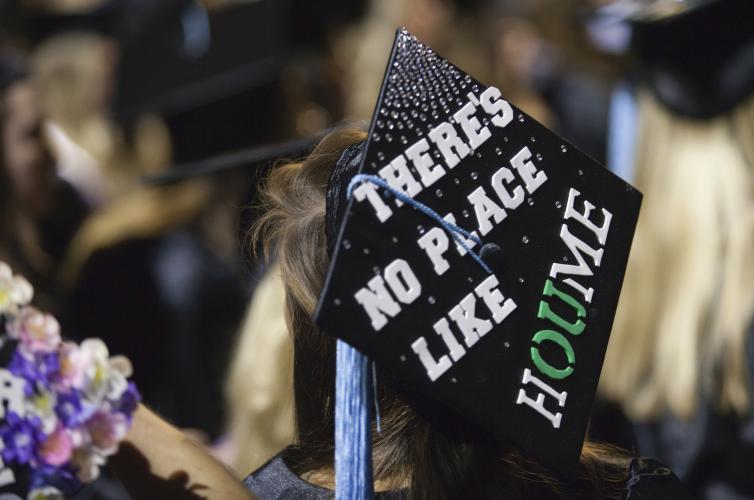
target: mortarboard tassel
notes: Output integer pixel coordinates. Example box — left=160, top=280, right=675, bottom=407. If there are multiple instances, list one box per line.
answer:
left=334, top=173, right=495, bottom=500
left=335, top=339, right=375, bottom=500
left=347, top=174, right=493, bottom=274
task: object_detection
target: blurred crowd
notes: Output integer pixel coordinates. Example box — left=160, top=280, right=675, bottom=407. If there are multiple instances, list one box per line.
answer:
left=0, top=0, right=752, bottom=499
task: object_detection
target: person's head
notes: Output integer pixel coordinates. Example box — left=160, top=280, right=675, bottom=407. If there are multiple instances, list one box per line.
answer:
left=599, top=0, right=754, bottom=421
left=600, top=92, right=754, bottom=421
left=0, top=57, right=56, bottom=220
left=253, top=127, right=628, bottom=499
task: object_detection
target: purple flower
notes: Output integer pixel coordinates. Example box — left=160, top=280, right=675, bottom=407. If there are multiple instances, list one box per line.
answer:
left=29, top=463, right=80, bottom=495
left=115, top=382, right=140, bottom=417
left=55, top=391, right=91, bottom=428
left=86, top=411, right=128, bottom=455
left=8, top=350, right=60, bottom=395
left=0, top=411, right=45, bottom=466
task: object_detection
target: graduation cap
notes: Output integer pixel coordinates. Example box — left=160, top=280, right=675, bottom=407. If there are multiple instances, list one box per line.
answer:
left=141, top=135, right=321, bottom=186
left=0, top=56, right=28, bottom=93
left=628, top=0, right=754, bottom=118
left=314, top=28, right=642, bottom=495
left=588, top=0, right=754, bottom=118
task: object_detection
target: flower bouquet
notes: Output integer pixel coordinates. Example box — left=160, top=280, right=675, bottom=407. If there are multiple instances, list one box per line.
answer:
left=0, top=263, right=140, bottom=499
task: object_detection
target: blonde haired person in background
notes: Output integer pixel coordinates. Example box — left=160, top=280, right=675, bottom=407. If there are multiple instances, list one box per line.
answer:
left=602, top=93, right=754, bottom=421
left=221, top=265, right=295, bottom=475
left=596, top=1, right=754, bottom=497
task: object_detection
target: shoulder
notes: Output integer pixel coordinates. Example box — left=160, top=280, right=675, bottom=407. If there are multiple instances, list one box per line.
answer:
left=623, top=457, right=689, bottom=499
left=244, top=449, right=406, bottom=500
left=244, top=453, right=333, bottom=500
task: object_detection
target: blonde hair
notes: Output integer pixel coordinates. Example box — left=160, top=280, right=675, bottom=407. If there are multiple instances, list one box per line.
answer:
left=600, top=92, right=754, bottom=420
left=224, top=265, right=295, bottom=475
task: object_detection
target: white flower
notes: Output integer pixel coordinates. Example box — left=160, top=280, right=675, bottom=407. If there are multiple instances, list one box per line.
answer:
left=27, top=486, right=64, bottom=500
left=71, top=448, right=106, bottom=483
left=78, top=340, right=134, bottom=403
left=78, top=339, right=111, bottom=405
left=105, top=355, right=133, bottom=400
left=0, top=262, right=33, bottom=315
left=68, top=426, right=91, bottom=449
left=25, top=389, right=58, bottom=435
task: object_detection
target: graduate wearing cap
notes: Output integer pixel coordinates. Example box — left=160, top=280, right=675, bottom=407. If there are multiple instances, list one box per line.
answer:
left=593, top=0, right=754, bottom=497
left=244, top=28, right=687, bottom=499
left=0, top=23, right=692, bottom=500
left=0, top=55, right=90, bottom=313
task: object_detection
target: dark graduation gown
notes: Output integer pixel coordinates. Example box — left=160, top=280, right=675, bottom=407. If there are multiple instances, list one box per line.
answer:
left=244, top=448, right=688, bottom=500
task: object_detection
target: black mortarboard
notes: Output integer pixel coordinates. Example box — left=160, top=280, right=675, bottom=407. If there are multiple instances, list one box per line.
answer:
left=141, top=135, right=320, bottom=186
left=629, top=0, right=754, bottom=118
left=315, top=28, right=642, bottom=477
left=588, top=0, right=754, bottom=118
left=0, top=56, right=28, bottom=94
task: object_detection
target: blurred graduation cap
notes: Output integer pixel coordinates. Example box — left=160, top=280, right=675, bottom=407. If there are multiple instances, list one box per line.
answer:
left=315, top=28, right=642, bottom=497
left=0, top=56, right=28, bottom=93
left=141, top=135, right=321, bottom=186
left=588, top=0, right=754, bottom=118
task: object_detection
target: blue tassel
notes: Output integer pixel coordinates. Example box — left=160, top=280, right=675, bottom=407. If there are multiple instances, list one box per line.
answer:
left=335, top=339, right=374, bottom=500
left=347, top=174, right=493, bottom=274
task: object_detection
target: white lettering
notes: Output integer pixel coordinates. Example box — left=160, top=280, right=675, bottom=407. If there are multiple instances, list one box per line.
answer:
left=428, top=122, right=470, bottom=169
left=405, top=138, right=446, bottom=188
left=453, top=101, right=491, bottom=150
left=384, top=259, right=422, bottom=304
left=490, top=166, right=524, bottom=210
left=468, top=186, right=507, bottom=236
left=563, top=278, right=595, bottom=304
left=0, top=369, right=25, bottom=419
left=479, top=86, right=514, bottom=128
left=563, top=188, right=613, bottom=245
left=379, top=155, right=422, bottom=207
left=354, top=275, right=400, bottom=331
left=474, top=275, right=517, bottom=323
left=448, top=293, right=493, bottom=348
left=443, top=213, right=479, bottom=256
left=549, top=225, right=604, bottom=279
left=516, top=368, right=568, bottom=428
left=433, top=318, right=466, bottom=362
left=510, top=146, right=547, bottom=194
left=412, top=337, right=452, bottom=382
left=417, top=228, right=450, bottom=276
left=352, top=183, right=393, bottom=222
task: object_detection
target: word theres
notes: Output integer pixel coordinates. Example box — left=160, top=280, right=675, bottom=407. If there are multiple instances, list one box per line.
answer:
left=351, top=86, right=515, bottom=223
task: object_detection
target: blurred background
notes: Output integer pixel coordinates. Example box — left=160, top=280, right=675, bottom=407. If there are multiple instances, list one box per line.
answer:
left=1, top=0, right=752, bottom=498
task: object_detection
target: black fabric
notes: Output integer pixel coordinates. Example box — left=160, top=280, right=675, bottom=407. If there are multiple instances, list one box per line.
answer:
left=244, top=448, right=406, bottom=500
left=0, top=55, right=27, bottom=93
left=3, top=179, right=89, bottom=315
left=630, top=0, right=754, bottom=119
left=624, top=458, right=687, bottom=500
left=324, top=140, right=365, bottom=257
left=61, top=229, right=247, bottom=438
left=244, top=449, right=687, bottom=500
left=591, top=329, right=754, bottom=499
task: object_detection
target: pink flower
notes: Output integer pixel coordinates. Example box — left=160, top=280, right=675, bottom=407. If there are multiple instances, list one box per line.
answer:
left=8, top=307, right=61, bottom=354
left=56, top=342, right=85, bottom=390
left=40, top=425, right=73, bottom=466
left=86, top=411, right=128, bottom=455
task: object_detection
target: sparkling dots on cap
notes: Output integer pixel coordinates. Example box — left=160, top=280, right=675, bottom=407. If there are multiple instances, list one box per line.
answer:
left=367, top=28, right=487, bottom=173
